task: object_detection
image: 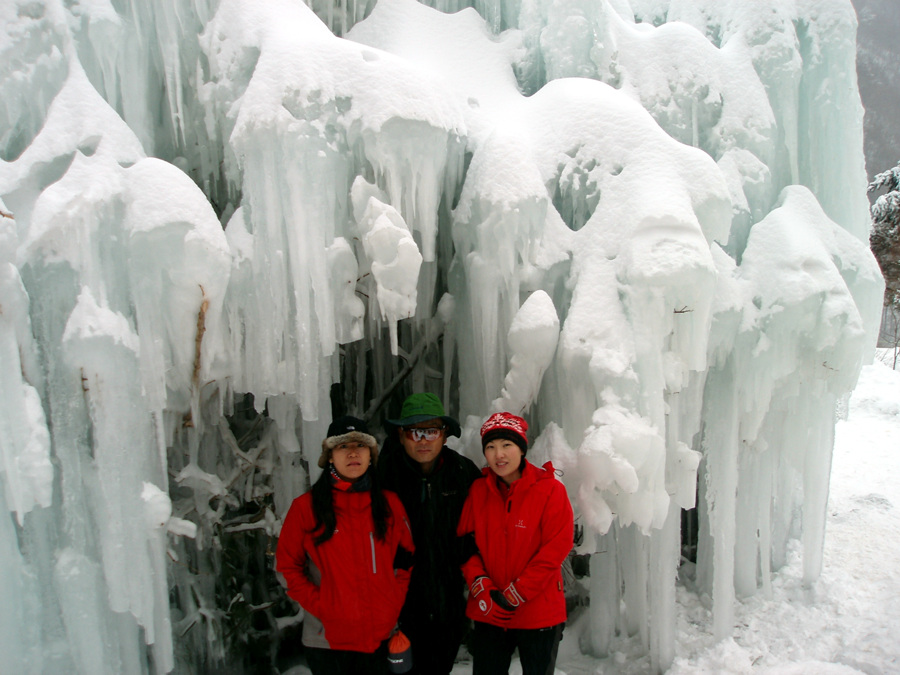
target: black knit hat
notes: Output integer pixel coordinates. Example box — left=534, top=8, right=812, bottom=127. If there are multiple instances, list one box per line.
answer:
left=318, top=416, right=378, bottom=468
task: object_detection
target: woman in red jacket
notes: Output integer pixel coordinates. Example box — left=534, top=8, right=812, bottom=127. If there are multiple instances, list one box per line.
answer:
left=276, top=416, right=415, bottom=675
left=457, top=412, right=574, bottom=675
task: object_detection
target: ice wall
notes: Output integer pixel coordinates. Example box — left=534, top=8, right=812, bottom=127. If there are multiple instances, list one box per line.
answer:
left=0, top=0, right=884, bottom=673
left=1, top=11, right=229, bottom=670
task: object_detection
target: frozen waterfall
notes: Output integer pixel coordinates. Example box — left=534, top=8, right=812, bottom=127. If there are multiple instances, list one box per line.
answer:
left=0, top=0, right=883, bottom=673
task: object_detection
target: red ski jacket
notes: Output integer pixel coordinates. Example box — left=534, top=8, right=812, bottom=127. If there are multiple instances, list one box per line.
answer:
left=457, top=460, right=573, bottom=630
left=276, top=486, right=414, bottom=652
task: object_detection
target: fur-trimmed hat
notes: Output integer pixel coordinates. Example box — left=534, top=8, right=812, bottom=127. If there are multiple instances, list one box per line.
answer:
left=480, top=412, right=528, bottom=454
left=318, top=416, right=378, bottom=468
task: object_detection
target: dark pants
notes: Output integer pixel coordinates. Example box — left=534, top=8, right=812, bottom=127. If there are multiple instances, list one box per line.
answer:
left=305, top=641, right=388, bottom=675
left=470, top=621, right=564, bottom=675
left=403, top=614, right=466, bottom=675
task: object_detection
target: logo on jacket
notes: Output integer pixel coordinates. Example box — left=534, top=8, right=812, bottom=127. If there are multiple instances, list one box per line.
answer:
left=515, top=519, right=527, bottom=529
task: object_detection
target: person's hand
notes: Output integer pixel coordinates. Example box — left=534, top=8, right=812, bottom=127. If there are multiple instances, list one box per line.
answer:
left=471, top=576, right=515, bottom=623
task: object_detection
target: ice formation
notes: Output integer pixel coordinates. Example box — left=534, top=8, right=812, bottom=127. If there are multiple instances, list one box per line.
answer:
left=0, top=0, right=884, bottom=673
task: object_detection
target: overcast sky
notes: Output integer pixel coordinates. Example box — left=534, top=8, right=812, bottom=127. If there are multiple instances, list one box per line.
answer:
left=853, top=0, right=900, bottom=182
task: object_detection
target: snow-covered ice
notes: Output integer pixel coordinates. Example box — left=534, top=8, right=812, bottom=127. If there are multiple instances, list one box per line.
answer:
left=665, top=355, right=900, bottom=675
left=0, top=0, right=889, bottom=672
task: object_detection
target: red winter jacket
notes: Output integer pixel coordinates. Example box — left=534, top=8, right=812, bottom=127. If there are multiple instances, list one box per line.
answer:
left=276, top=486, right=414, bottom=652
left=457, top=460, right=573, bottom=630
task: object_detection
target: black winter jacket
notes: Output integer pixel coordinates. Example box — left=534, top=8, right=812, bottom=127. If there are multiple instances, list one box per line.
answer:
left=376, top=439, right=481, bottom=625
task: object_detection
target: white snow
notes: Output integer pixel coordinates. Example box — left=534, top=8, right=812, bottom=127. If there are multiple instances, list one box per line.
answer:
left=491, top=289, right=560, bottom=414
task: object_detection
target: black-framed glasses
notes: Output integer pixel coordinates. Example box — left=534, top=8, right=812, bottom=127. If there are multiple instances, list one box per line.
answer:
left=403, top=427, right=445, bottom=441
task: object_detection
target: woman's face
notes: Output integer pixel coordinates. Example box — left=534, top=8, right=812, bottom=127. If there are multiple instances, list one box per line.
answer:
left=330, top=441, right=371, bottom=482
left=483, top=438, right=523, bottom=485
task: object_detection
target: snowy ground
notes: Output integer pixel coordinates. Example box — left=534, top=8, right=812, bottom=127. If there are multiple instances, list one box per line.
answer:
left=449, top=352, right=900, bottom=675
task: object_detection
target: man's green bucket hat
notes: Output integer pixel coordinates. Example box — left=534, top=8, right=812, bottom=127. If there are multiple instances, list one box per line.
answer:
left=386, top=393, right=461, bottom=438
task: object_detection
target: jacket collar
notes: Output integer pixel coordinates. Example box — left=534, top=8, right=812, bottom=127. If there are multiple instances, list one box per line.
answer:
left=482, top=458, right=557, bottom=495
left=329, top=464, right=372, bottom=492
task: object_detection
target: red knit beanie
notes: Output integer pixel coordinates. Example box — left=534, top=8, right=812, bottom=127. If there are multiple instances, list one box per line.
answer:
left=480, top=412, right=528, bottom=454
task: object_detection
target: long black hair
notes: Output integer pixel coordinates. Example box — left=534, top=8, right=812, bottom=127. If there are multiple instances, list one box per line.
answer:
left=310, top=465, right=391, bottom=546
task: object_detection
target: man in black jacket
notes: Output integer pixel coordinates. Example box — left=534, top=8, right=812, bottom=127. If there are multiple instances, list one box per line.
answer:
left=378, top=393, right=481, bottom=675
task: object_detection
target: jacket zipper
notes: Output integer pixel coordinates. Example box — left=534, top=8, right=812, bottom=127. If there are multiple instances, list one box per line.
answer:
left=370, top=532, right=377, bottom=574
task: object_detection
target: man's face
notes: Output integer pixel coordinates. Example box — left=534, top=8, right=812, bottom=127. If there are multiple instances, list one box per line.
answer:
left=399, top=420, right=446, bottom=474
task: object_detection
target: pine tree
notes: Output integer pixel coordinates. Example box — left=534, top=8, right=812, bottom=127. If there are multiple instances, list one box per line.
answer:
left=869, top=163, right=900, bottom=310
left=869, top=163, right=900, bottom=359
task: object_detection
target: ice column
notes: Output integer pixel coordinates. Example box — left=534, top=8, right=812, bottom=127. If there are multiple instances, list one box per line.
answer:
left=351, top=177, right=423, bottom=355
left=491, top=290, right=560, bottom=414
left=0, top=210, right=52, bottom=524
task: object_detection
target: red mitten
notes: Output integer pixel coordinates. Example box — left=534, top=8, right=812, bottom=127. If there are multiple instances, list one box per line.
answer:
left=471, top=576, right=515, bottom=623
left=502, top=581, right=525, bottom=608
